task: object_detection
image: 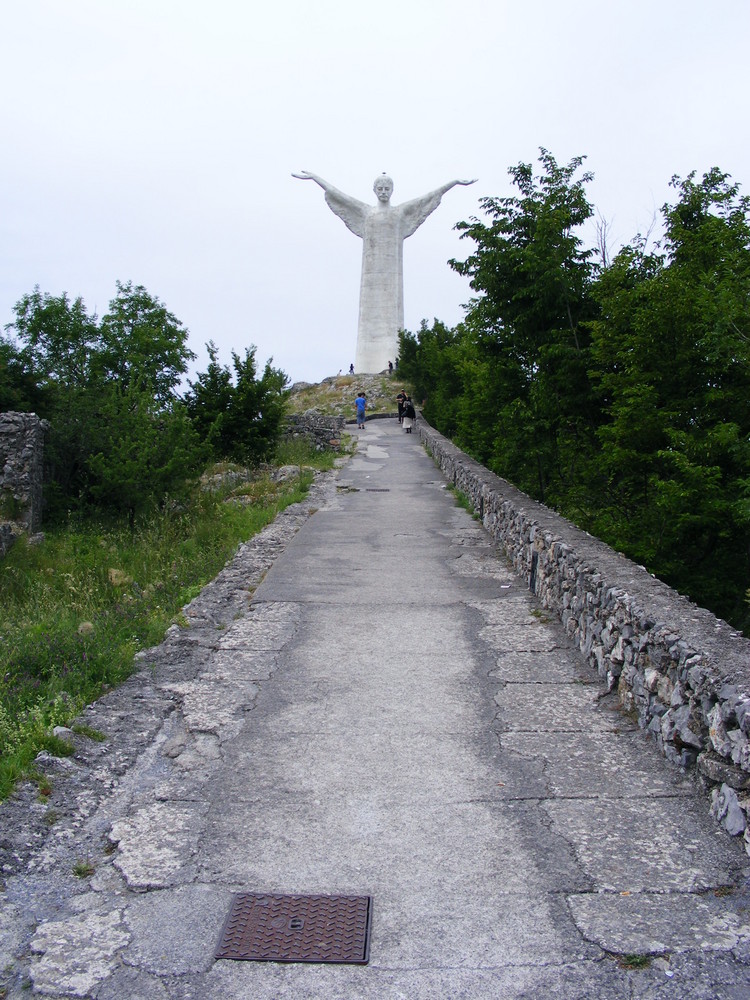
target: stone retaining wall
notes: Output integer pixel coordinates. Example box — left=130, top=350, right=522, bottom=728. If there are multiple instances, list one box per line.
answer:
left=418, top=416, right=750, bottom=853
left=0, top=411, right=48, bottom=555
left=284, top=410, right=345, bottom=451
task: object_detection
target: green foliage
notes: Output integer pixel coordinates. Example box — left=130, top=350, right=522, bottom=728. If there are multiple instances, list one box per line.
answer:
left=72, top=858, right=96, bottom=878
left=5, top=287, right=99, bottom=391
left=403, top=149, right=599, bottom=504
left=86, top=384, right=203, bottom=522
left=71, top=723, right=106, bottom=742
left=183, top=341, right=233, bottom=443
left=445, top=483, right=479, bottom=519
left=2, top=282, right=291, bottom=520
left=96, top=281, right=195, bottom=404
left=273, top=436, right=337, bottom=470
left=4, top=283, right=203, bottom=516
left=617, top=953, right=653, bottom=970
left=0, top=445, right=323, bottom=799
left=185, top=343, right=289, bottom=464
left=0, top=335, right=45, bottom=412
left=589, top=169, right=750, bottom=624
left=452, top=150, right=595, bottom=348
left=398, top=320, right=463, bottom=436
left=450, top=150, right=599, bottom=504
left=403, top=153, right=750, bottom=630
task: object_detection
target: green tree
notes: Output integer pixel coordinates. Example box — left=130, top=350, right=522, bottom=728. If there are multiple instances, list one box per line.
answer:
left=4, top=287, right=99, bottom=394
left=184, top=345, right=289, bottom=464
left=184, top=341, right=234, bottom=451
left=448, top=149, right=599, bottom=503
left=5, top=283, right=202, bottom=518
left=4, top=290, right=104, bottom=506
left=224, top=349, right=288, bottom=464
left=86, top=382, right=202, bottom=524
left=97, top=281, right=195, bottom=403
left=0, top=335, right=45, bottom=412
left=398, top=320, right=464, bottom=438
left=590, top=169, right=750, bottom=625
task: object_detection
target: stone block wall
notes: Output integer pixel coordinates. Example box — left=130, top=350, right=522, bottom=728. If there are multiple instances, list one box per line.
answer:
left=418, top=416, right=750, bottom=853
left=0, top=412, right=48, bottom=554
left=284, top=410, right=345, bottom=451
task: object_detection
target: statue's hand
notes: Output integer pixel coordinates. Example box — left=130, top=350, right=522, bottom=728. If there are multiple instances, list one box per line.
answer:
left=291, top=170, right=331, bottom=193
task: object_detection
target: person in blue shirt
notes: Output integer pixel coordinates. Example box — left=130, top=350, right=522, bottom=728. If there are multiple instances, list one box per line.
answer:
left=355, top=392, right=367, bottom=429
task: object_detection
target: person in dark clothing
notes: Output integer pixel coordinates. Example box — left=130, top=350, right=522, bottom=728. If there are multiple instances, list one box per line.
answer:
left=402, top=396, right=416, bottom=433
left=396, top=390, right=406, bottom=424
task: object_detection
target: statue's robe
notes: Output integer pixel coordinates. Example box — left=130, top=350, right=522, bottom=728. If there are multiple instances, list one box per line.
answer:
left=324, top=187, right=448, bottom=373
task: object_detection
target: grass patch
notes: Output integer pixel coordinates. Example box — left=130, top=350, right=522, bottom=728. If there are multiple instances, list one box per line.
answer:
left=38, top=733, right=75, bottom=757
left=29, top=770, right=53, bottom=800
left=274, top=438, right=337, bottom=471
left=530, top=608, right=552, bottom=623
left=72, top=858, right=96, bottom=878
left=0, top=448, right=326, bottom=800
left=445, top=483, right=480, bottom=520
left=71, top=723, right=106, bottom=742
left=616, top=953, right=653, bottom=970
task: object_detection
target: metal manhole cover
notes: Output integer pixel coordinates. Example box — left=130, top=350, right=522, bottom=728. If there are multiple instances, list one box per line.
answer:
left=365, top=488, right=390, bottom=492
left=215, top=893, right=373, bottom=964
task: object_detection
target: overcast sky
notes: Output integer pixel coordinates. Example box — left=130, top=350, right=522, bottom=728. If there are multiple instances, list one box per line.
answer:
left=2, top=0, right=748, bottom=386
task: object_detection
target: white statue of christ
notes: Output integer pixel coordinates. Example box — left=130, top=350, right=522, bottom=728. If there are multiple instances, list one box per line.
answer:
left=292, top=171, right=477, bottom=373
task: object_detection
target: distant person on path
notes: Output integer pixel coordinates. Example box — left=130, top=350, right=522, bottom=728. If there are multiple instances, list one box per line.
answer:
left=402, top=395, right=416, bottom=434
left=349, top=363, right=355, bottom=374
left=355, top=392, right=367, bottom=429
left=388, top=360, right=393, bottom=373
left=396, top=389, right=406, bottom=424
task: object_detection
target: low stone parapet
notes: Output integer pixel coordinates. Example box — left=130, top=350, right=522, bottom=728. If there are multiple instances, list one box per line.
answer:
left=418, top=416, right=750, bottom=853
left=284, top=410, right=345, bottom=451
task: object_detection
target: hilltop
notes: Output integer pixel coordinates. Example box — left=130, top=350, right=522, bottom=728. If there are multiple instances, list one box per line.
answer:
left=286, top=372, right=411, bottom=420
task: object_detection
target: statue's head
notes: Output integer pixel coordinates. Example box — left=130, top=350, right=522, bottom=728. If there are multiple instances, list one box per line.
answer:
left=373, top=174, right=393, bottom=203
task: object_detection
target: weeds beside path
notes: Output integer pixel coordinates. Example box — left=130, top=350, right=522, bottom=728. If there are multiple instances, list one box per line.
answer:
left=0, top=445, right=335, bottom=799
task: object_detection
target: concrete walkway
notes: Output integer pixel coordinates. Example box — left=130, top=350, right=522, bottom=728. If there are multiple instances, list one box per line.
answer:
left=3, top=418, right=750, bottom=998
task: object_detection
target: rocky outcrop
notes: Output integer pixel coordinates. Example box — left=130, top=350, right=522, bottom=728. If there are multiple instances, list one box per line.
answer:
left=418, top=415, right=750, bottom=853
left=286, top=373, right=403, bottom=420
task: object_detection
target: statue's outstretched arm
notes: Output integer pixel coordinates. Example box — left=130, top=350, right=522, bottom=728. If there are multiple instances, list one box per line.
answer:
left=414, top=179, right=478, bottom=204
left=292, top=170, right=368, bottom=238
left=292, top=170, right=336, bottom=192
left=434, top=178, right=478, bottom=196
left=399, top=178, right=478, bottom=238
left=292, top=170, right=362, bottom=203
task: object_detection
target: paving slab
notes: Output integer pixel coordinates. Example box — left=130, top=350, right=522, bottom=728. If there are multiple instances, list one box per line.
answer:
left=1, top=418, right=750, bottom=999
